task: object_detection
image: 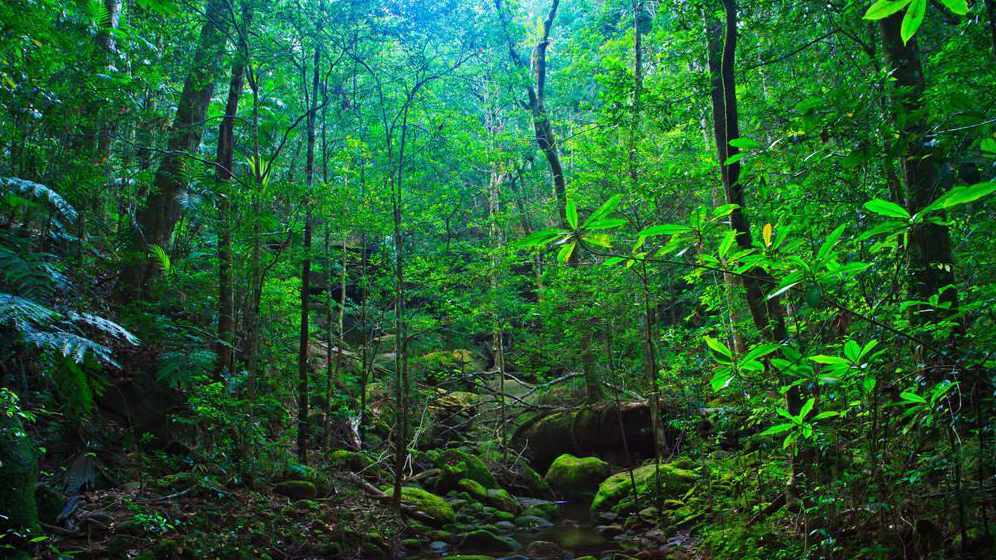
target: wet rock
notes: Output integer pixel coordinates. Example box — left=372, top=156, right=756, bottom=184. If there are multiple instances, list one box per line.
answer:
left=429, top=540, right=448, bottom=554
left=274, top=480, right=317, bottom=500
left=513, top=514, right=553, bottom=529
left=544, top=453, right=611, bottom=501
left=524, top=540, right=561, bottom=558
left=495, top=520, right=516, bottom=531
left=596, top=523, right=624, bottom=538
left=430, top=448, right=498, bottom=491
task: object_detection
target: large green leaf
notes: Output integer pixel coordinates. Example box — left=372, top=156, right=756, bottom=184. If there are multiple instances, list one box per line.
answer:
left=566, top=199, right=579, bottom=229
left=901, top=0, right=926, bottom=44
left=639, top=224, right=692, bottom=237
left=863, top=0, right=912, bottom=20
left=758, top=422, right=795, bottom=437
left=939, top=0, right=967, bottom=15
left=923, top=181, right=996, bottom=213
left=864, top=198, right=910, bottom=219
left=704, top=335, right=734, bottom=361
left=583, top=194, right=622, bottom=225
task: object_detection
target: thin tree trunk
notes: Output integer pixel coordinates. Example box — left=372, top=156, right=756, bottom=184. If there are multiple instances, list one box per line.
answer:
left=214, top=57, right=245, bottom=377
left=297, top=40, right=322, bottom=465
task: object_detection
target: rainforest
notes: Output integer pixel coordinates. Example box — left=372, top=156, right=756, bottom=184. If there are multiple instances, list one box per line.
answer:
left=1, top=0, right=994, bottom=558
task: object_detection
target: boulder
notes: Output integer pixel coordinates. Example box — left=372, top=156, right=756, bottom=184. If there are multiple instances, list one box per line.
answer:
left=456, top=479, right=520, bottom=514
left=459, top=529, right=519, bottom=552
left=590, top=462, right=698, bottom=514
left=543, top=454, right=610, bottom=501
left=274, top=480, right=317, bottom=500
left=512, top=401, right=678, bottom=472
left=329, top=449, right=372, bottom=472
left=382, top=486, right=455, bottom=525
left=430, top=448, right=498, bottom=491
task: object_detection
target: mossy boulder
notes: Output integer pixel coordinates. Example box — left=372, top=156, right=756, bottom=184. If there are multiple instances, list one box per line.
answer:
left=456, top=479, right=519, bottom=514
left=329, top=450, right=372, bottom=472
left=0, top=410, right=40, bottom=541
left=590, top=462, right=698, bottom=514
left=459, top=529, right=519, bottom=552
left=431, top=448, right=498, bottom=491
left=275, top=480, right=317, bottom=500
left=544, top=454, right=610, bottom=501
left=383, top=486, right=455, bottom=525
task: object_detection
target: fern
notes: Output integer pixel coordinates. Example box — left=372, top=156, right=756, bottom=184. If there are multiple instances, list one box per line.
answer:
left=0, top=176, right=78, bottom=222
left=149, top=244, right=172, bottom=276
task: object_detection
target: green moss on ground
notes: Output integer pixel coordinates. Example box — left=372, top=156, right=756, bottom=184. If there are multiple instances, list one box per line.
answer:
left=382, top=486, right=455, bottom=525
left=590, top=462, right=698, bottom=514
left=543, top=453, right=611, bottom=500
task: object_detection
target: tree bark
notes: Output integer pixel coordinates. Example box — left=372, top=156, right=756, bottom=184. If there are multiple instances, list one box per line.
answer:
left=119, top=0, right=229, bottom=297
left=297, top=40, right=322, bottom=465
left=878, top=14, right=959, bottom=335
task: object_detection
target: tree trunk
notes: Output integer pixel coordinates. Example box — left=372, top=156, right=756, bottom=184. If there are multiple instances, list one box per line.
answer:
left=297, top=41, right=322, bottom=465
left=215, top=56, right=247, bottom=376
left=119, top=0, right=229, bottom=297
left=878, top=13, right=959, bottom=340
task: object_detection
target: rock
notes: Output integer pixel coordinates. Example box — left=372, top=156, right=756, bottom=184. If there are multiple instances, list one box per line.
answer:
left=495, top=520, right=516, bottom=531
left=460, top=529, right=520, bottom=552
left=512, top=401, right=678, bottom=472
left=513, top=515, right=554, bottom=529
left=639, top=506, right=659, bottom=521
left=524, top=540, right=561, bottom=558
left=597, top=523, right=624, bottom=538
left=329, top=449, right=372, bottom=471
left=429, top=540, right=449, bottom=554
left=495, top=510, right=515, bottom=521
left=520, top=500, right=558, bottom=518
left=431, top=448, right=498, bottom=491
left=382, top=486, right=455, bottom=525
left=35, top=484, right=64, bottom=525
left=543, top=454, right=610, bottom=501
left=505, top=462, right=552, bottom=497
left=486, top=488, right=520, bottom=514
left=446, top=556, right=496, bottom=560
left=590, top=462, right=698, bottom=514
left=274, top=480, right=317, bottom=500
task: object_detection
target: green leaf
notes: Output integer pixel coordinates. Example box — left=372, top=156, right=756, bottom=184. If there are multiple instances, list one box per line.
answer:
left=724, top=152, right=746, bottom=166
left=603, top=256, right=626, bottom=267
left=982, top=137, right=996, bottom=154
left=566, top=199, right=579, bottom=229
left=741, top=342, right=780, bottom=364
left=712, top=203, right=739, bottom=218
left=844, top=340, right=861, bottom=362
left=863, top=0, right=912, bottom=20
left=857, top=220, right=907, bottom=241
left=557, top=241, right=576, bottom=264
left=864, top=198, right=911, bottom=219
left=901, top=0, right=926, bottom=44
left=809, top=355, right=850, bottom=366
left=767, top=281, right=800, bottom=301
left=583, top=194, right=622, bottom=225
left=812, top=411, right=839, bottom=421
left=513, top=227, right=567, bottom=249
left=718, top=229, right=736, bottom=258
left=923, top=181, right=996, bottom=213
left=729, top=137, right=761, bottom=150
left=816, top=224, right=846, bottom=261
left=710, top=369, right=733, bottom=391
left=859, top=339, right=880, bottom=360
left=758, top=422, right=795, bottom=437
left=704, top=335, right=734, bottom=360
left=939, top=0, right=967, bottom=15
left=584, top=218, right=627, bottom=231
left=799, top=397, right=815, bottom=420
left=584, top=233, right=613, bottom=248
left=899, top=390, right=927, bottom=404
left=639, top=224, right=692, bottom=237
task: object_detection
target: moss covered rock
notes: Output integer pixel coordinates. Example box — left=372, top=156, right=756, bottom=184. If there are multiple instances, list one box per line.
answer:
left=590, top=462, right=698, bottom=514
left=544, top=454, right=611, bottom=501
left=456, top=479, right=520, bottom=514
left=0, top=410, right=40, bottom=540
left=329, top=450, right=372, bottom=471
left=274, top=480, right=317, bottom=500
left=383, top=486, right=455, bottom=525
left=459, top=528, right=519, bottom=552
left=431, top=448, right=497, bottom=491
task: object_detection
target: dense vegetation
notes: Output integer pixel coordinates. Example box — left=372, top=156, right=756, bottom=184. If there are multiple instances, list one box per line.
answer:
left=1, top=0, right=994, bottom=558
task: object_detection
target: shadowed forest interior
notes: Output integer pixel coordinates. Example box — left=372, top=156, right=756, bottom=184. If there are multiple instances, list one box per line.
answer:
left=1, top=0, right=995, bottom=558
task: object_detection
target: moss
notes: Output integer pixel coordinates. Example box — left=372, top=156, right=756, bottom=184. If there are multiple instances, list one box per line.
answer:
left=457, top=478, right=519, bottom=514
left=459, top=529, right=519, bottom=552
left=544, top=454, right=611, bottom=500
left=590, top=462, right=698, bottom=514
left=383, top=486, right=455, bottom=525
left=0, top=410, right=39, bottom=539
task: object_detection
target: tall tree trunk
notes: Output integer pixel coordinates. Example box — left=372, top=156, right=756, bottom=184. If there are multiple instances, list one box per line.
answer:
left=215, top=39, right=249, bottom=376
left=878, top=13, right=959, bottom=341
left=119, top=0, right=229, bottom=297
left=297, top=41, right=322, bottom=465
left=391, top=105, right=413, bottom=516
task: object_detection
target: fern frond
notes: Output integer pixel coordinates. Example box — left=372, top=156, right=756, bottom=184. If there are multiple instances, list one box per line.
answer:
left=149, top=244, right=172, bottom=276
left=67, top=311, right=140, bottom=345
left=0, top=177, right=78, bottom=222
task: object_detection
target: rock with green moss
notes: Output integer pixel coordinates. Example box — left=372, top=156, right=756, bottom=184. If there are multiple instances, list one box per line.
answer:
left=0, top=409, right=40, bottom=545
left=329, top=450, right=372, bottom=472
left=382, top=486, right=455, bottom=525
left=459, top=528, right=519, bottom=552
left=274, top=480, right=317, bottom=500
left=590, top=462, right=698, bottom=514
left=431, top=448, right=498, bottom=491
left=456, top=478, right=519, bottom=514
left=544, top=454, right=610, bottom=501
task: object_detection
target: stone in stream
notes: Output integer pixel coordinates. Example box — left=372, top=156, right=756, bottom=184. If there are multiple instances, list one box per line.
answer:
left=429, top=540, right=449, bottom=554
left=590, top=462, right=698, bottom=514
left=380, top=485, right=455, bottom=525
left=543, top=453, right=611, bottom=501
left=513, top=514, right=553, bottom=529
left=524, top=540, right=562, bottom=559
left=459, top=528, right=520, bottom=552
